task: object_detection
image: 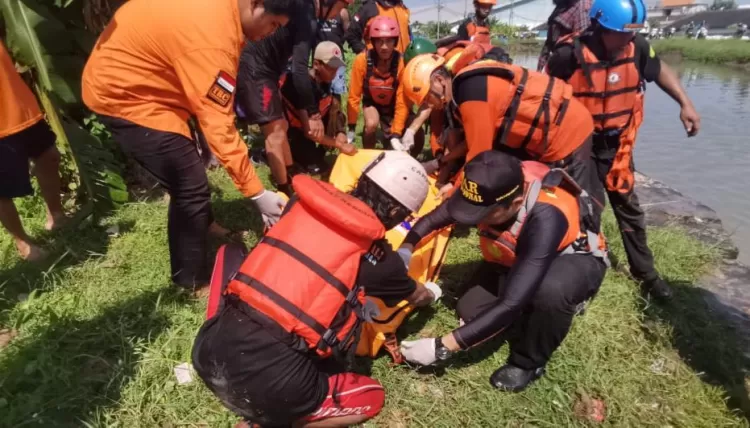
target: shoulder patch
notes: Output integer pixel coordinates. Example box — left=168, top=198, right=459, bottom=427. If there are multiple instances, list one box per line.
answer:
left=364, top=240, right=387, bottom=265
left=207, top=71, right=236, bottom=107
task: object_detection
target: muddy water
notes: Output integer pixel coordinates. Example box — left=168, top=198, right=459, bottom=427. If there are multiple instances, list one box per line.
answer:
left=513, top=55, right=750, bottom=263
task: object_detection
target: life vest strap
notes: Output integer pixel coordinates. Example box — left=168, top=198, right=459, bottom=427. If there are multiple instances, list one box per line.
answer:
left=232, top=271, right=328, bottom=337
left=573, top=85, right=640, bottom=99
left=261, top=236, right=350, bottom=298
left=364, top=50, right=400, bottom=107
left=555, top=98, right=570, bottom=126
left=495, top=67, right=529, bottom=149
left=593, top=109, right=632, bottom=122
left=584, top=56, right=636, bottom=70
left=520, top=75, right=556, bottom=158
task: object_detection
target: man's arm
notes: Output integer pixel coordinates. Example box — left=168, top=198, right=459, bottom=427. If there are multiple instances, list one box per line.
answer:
left=341, top=8, right=351, bottom=32
left=346, top=2, right=375, bottom=54
left=390, top=60, right=408, bottom=137
left=346, top=53, right=366, bottom=129
left=456, top=75, right=505, bottom=162
left=174, top=49, right=263, bottom=197
left=402, top=202, right=455, bottom=249
left=447, top=204, right=567, bottom=349
left=291, top=20, right=317, bottom=115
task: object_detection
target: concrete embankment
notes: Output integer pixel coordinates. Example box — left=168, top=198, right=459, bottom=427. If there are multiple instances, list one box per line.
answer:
left=636, top=172, right=750, bottom=345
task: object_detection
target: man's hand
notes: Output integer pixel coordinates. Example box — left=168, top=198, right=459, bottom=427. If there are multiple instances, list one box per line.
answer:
left=401, top=338, right=438, bottom=366
left=424, top=281, right=443, bottom=303
left=307, top=116, right=325, bottom=141
left=436, top=182, right=455, bottom=201
left=390, top=137, right=407, bottom=151
left=401, top=129, right=416, bottom=152
left=336, top=133, right=358, bottom=156
left=680, top=104, right=701, bottom=137
left=251, top=190, right=287, bottom=227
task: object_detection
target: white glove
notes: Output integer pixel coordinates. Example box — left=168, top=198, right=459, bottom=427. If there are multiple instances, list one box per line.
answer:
left=401, top=129, right=416, bottom=152
left=422, top=159, right=440, bottom=175
left=396, top=247, right=413, bottom=269
left=251, top=190, right=286, bottom=228
left=424, top=281, right=443, bottom=303
left=400, top=338, right=438, bottom=366
left=347, top=130, right=356, bottom=144
left=390, top=137, right=406, bottom=151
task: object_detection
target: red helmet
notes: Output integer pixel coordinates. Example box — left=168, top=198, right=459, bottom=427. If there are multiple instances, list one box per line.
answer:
left=368, top=16, right=400, bottom=39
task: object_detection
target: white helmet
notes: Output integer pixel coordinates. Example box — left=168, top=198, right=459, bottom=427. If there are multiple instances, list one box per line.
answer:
left=363, top=151, right=429, bottom=213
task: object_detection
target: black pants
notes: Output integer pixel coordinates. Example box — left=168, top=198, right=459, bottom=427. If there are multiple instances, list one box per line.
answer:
left=288, top=127, right=327, bottom=169
left=593, top=135, right=657, bottom=282
left=456, top=256, right=606, bottom=369
left=101, top=116, right=212, bottom=287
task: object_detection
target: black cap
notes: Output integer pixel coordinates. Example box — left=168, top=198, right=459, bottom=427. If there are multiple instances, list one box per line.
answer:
left=446, top=151, right=524, bottom=224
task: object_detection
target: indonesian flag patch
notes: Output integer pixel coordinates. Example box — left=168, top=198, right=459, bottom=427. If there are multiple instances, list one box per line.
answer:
left=207, top=71, right=236, bottom=107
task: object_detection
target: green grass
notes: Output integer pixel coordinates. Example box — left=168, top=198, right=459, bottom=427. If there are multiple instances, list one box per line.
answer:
left=653, top=38, right=750, bottom=65
left=1, top=165, right=749, bottom=427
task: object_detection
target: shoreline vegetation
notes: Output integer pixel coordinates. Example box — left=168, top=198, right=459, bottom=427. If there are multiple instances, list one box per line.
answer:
left=652, top=39, right=750, bottom=69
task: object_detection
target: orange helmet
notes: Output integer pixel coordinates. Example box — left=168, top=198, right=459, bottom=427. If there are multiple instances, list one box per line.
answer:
left=475, top=0, right=497, bottom=5
left=401, top=54, right=446, bottom=106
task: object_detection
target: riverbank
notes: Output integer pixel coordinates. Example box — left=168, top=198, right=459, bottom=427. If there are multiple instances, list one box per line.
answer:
left=497, top=39, right=543, bottom=55
left=652, top=39, right=750, bottom=69
left=0, top=162, right=747, bottom=426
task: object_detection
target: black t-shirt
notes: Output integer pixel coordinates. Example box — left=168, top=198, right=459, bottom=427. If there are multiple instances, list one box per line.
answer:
left=238, top=1, right=318, bottom=112
left=280, top=72, right=331, bottom=111
left=192, top=240, right=416, bottom=423
left=405, top=200, right=569, bottom=348
left=546, top=33, right=661, bottom=83
left=317, top=15, right=346, bottom=52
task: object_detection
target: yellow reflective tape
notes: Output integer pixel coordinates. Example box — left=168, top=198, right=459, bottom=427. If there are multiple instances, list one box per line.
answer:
left=495, top=185, right=520, bottom=202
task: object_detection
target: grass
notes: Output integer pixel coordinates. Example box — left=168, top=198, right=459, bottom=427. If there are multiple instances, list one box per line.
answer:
left=1, top=160, right=749, bottom=427
left=652, top=38, right=750, bottom=66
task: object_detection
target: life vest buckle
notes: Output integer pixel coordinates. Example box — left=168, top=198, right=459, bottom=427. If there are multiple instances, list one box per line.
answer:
left=322, top=328, right=339, bottom=347
left=346, top=288, right=361, bottom=306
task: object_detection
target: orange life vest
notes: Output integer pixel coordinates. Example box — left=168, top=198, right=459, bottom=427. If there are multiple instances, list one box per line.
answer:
left=438, top=40, right=494, bottom=75
left=363, top=50, right=401, bottom=108
left=479, top=161, right=607, bottom=267
left=453, top=61, right=577, bottom=161
left=279, top=73, right=333, bottom=129
left=226, top=175, right=385, bottom=358
left=466, top=19, right=491, bottom=43
left=561, top=34, right=642, bottom=133
left=558, top=34, right=645, bottom=193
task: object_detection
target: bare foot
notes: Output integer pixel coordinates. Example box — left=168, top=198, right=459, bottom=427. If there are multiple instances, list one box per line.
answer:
left=15, top=240, right=48, bottom=262
left=209, top=222, right=249, bottom=243
left=192, top=283, right=211, bottom=300
left=45, top=212, right=69, bottom=232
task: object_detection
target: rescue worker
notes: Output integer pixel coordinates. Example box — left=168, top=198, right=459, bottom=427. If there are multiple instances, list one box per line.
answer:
left=397, top=151, right=607, bottom=392
left=317, top=8, right=351, bottom=140
left=346, top=16, right=423, bottom=154
left=435, top=0, right=496, bottom=48
left=546, top=0, right=700, bottom=302
left=401, top=54, right=605, bottom=214
left=236, top=0, right=351, bottom=196
left=280, top=42, right=358, bottom=174
left=193, top=151, right=442, bottom=427
left=346, top=0, right=412, bottom=54
left=538, top=0, right=592, bottom=71
left=81, top=0, right=293, bottom=290
left=1, top=41, right=67, bottom=261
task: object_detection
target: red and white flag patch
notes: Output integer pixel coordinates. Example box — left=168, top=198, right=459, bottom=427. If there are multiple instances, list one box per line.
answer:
left=207, top=71, right=236, bottom=107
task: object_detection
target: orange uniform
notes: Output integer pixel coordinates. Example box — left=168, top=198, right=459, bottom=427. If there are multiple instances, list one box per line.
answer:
left=1, top=42, right=43, bottom=139
left=347, top=51, right=408, bottom=136
left=82, top=0, right=262, bottom=196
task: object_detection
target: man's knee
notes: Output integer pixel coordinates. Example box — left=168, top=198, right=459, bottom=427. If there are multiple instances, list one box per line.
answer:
left=531, top=279, right=579, bottom=314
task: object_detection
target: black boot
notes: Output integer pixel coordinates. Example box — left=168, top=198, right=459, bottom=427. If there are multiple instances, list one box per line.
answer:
left=642, top=276, right=673, bottom=303
left=490, top=364, right=545, bottom=392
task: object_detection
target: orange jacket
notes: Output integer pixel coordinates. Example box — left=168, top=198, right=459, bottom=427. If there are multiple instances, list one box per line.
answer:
left=347, top=51, right=408, bottom=135
left=227, top=175, right=385, bottom=358
left=1, top=42, right=43, bottom=139
left=348, top=0, right=411, bottom=54
left=81, top=0, right=263, bottom=196
left=453, top=61, right=593, bottom=163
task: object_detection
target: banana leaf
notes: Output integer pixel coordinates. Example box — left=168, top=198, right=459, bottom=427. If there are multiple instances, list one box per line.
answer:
left=1, top=0, right=128, bottom=216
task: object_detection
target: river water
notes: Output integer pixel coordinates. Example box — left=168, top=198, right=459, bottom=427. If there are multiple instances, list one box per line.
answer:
left=513, top=55, right=750, bottom=263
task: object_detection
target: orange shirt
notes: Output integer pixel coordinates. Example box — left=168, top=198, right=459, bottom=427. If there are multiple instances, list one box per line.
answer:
left=347, top=51, right=408, bottom=136
left=82, top=0, right=263, bottom=196
left=1, top=42, right=43, bottom=139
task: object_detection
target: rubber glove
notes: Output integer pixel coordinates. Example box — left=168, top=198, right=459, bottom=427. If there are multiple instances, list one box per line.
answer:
left=390, top=137, right=406, bottom=151
left=401, top=338, right=437, bottom=366
left=401, top=128, right=416, bottom=152
left=251, top=190, right=286, bottom=228
left=396, top=247, right=413, bottom=269
left=347, top=130, right=356, bottom=144
left=424, top=281, right=443, bottom=303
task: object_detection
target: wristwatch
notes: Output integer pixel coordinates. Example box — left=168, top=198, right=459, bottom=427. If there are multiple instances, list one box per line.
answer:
left=435, top=337, right=453, bottom=361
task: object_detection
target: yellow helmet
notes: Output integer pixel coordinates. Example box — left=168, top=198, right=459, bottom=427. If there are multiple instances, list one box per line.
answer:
left=401, top=54, right=446, bottom=106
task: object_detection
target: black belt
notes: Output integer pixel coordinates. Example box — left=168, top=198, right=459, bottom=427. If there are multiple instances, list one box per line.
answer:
left=592, top=132, right=621, bottom=151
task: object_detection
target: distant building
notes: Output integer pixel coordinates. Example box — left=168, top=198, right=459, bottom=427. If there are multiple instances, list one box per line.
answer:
left=648, top=0, right=710, bottom=23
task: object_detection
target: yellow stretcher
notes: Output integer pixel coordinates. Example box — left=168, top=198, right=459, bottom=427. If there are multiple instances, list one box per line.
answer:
left=328, top=150, right=453, bottom=361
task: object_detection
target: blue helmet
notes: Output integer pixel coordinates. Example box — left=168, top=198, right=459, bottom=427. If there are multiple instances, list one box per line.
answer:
left=589, top=0, right=647, bottom=33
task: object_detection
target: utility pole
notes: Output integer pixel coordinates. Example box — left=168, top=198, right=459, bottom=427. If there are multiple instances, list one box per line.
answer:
left=509, top=0, right=514, bottom=27
left=436, top=0, right=443, bottom=39
left=464, top=0, right=468, bottom=18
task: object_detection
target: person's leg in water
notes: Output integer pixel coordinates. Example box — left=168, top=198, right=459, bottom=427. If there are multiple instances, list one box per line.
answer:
left=262, top=118, right=294, bottom=196
left=362, top=106, right=381, bottom=149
